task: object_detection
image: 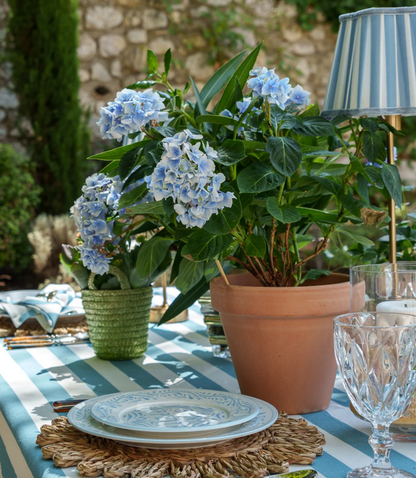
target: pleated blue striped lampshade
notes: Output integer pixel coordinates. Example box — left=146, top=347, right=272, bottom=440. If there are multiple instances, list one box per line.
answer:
left=322, top=7, right=416, bottom=118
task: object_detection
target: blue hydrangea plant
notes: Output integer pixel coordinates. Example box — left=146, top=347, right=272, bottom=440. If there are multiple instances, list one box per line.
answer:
left=65, top=46, right=402, bottom=310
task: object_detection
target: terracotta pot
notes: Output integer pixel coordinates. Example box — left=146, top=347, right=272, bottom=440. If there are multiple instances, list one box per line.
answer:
left=210, top=270, right=350, bottom=414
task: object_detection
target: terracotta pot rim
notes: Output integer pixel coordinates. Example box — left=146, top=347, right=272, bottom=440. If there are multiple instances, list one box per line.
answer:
left=211, top=271, right=349, bottom=291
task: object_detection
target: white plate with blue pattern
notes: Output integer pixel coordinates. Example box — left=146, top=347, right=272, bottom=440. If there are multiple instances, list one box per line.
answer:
left=90, top=389, right=259, bottom=433
left=68, top=394, right=278, bottom=449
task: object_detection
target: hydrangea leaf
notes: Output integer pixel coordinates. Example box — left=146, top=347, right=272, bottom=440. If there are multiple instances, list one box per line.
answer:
left=243, top=235, right=266, bottom=257
left=216, top=140, right=246, bottom=166
left=164, top=49, right=172, bottom=75
left=266, top=137, right=302, bottom=177
left=381, top=162, right=402, bottom=206
left=266, top=199, right=301, bottom=224
left=300, top=269, right=330, bottom=284
left=338, top=228, right=375, bottom=246
left=182, top=231, right=233, bottom=261
left=175, top=259, right=205, bottom=294
left=118, top=183, right=148, bottom=209
left=136, top=236, right=174, bottom=279
left=237, top=163, right=285, bottom=193
left=292, top=117, right=335, bottom=137
left=363, top=131, right=382, bottom=163
left=147, top=50, right=158, bottom=73
left=203, top=196, right=242, bottom=235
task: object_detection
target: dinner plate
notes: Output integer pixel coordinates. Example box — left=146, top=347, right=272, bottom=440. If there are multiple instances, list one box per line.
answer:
left=90, top=389, right=259, bottom=433
left=68, top=395, right=278, bottom=449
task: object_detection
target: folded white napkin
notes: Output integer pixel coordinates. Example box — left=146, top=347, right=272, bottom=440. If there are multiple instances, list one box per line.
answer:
left=0, top=284, right=84, bottom=333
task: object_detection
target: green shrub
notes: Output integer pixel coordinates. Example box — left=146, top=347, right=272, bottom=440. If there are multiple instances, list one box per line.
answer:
left=6, top=0, right=90, bottom=215
left=0, top=144, right=42, bottom=270
left=288, top=0, right=413, bottom=31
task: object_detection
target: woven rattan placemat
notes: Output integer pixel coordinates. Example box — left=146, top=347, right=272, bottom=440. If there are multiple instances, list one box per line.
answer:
left=37, top=414, right=325, bottom=478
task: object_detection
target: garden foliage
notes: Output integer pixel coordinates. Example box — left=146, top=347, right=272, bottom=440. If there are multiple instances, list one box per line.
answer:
left=0, top=144, right=41, bottom=270
left=6, top=0, right=90, bottom=214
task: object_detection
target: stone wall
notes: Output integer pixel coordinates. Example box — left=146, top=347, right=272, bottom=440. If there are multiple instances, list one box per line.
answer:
left=0, top=0, right=338, bottom=148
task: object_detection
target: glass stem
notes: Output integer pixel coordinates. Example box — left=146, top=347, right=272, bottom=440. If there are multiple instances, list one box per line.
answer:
left=369, top=423, right=394, bottom=472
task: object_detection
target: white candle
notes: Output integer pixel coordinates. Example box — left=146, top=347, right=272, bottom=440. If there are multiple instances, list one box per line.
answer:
left=376, top=300, right=416, bottom=325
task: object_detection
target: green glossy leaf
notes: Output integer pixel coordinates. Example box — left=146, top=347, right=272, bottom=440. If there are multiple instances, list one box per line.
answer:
left=159, top=277, right=209, bottom=325
left=266, top=199, right=301, bottom=224
left=88, top=142, right=147, bottom=161
left=216, top=140, right=246, bottom=166
left=242, top=140, right=266, bottom=150
left=361, top=118, right=378, bottom=136
left=164, top=48, right=172, bottom=75
left=99, top=160, right=119, bottom=175
left=199, top=50, right=247, bottom=108
left=175, top=259, right=205, bottom=294
left=214, top=43, right=262, bottom=118
left=300, top=269, right=330, bottom=284
left=298, top=207, right=352, bottom=224
left=204, top=197, right=242, bottom=235
left=381, top=162, right=402, bottom=206
left=147, top=50, right=158, bottom=73
left=204, top=260, right=222, bottom=282
left=339, top=194, right=368, bottom=216
left=190, top=77, right=207, bottom=118
left=266, top=136, right=302, bottom=177
left=136, top=236, right=173, bottom=279
left=127, top=80, right=157, bottom=90
left=366, top=166, right=384, bottom=189
left=363, top=131, right=382, bottom=162
left=118, top=183, right=148, bottom=209
left=350, top=155, right=372, bottom=182
left=237, top=163, right=285, bottom=193
left=338, top=228, right=375, bottom=246
left=126, top=201, right=165, bottom=215
left=119, top=148, right=142, bottom=180
left=357, top=174, right=370, bottom=203
left=299, top=103, right=320, bottom=118
left=182, top=231, right=233, bottom=261
left=196, top=114, right=239, bottom=127
left=244, top=234, right=266, bottom=257
left=293, top=117, right=335, bottom=137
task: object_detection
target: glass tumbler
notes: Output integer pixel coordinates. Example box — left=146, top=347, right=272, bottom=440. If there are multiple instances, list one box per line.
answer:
left=334, top=312, right=416, bottom=478
left=350, top=263, right=416, bottom=440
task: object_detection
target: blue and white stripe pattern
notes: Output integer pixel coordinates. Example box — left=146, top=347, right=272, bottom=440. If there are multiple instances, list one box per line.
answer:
left=1, top=288, right=416, bottom=478
left=322, top=7, right=416, bottom=118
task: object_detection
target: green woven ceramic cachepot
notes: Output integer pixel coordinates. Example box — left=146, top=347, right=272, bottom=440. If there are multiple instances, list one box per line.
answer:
left=82, top=266, right=153, bottom=361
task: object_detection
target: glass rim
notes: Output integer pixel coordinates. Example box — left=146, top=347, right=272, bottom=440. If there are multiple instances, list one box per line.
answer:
left=350, top=263, right=416, bottom=274
left=334, top=312, right=416, bottom=329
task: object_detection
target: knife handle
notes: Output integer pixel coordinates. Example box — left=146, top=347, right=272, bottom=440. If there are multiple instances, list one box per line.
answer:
left=7, top=341, right=53, bottom=349
left=53, top=399, right=86, bottom=412
left=4, top=335, right=51, bottom=342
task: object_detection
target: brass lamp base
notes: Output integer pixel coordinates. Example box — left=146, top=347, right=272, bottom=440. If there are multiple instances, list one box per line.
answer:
left=149, top=305, right=188, bottom=324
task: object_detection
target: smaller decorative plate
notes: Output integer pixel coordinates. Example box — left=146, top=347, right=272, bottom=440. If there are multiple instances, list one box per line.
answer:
left=90, top=389, right=259, bottom=433
left=68, top=395, right=278, bottom=449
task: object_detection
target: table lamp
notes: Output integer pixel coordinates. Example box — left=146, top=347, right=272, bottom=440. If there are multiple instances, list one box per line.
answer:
left=321, top=6, right=416, bottom=265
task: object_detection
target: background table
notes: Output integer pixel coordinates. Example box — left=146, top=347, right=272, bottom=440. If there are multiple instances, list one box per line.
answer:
left=0, top=288, right=415, bottom=478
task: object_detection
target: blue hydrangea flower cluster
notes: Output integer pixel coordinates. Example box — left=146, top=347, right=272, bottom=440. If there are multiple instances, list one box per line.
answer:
left=220, top=98, right=257, bottom=135
left=247, top=67, right=311, bottom=109
left=97, top=88, right=168, bottom=141
left=145, top=130, right=235, bottom=228
left=71, top=173, right=147, bottom=275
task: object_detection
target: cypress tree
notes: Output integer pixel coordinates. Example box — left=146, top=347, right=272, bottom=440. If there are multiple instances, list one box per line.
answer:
left=6, top=0, right=90, bottom=214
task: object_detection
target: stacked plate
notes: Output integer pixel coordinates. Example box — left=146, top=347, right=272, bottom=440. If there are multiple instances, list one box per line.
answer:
left=68, top=389, right=278, bottom=449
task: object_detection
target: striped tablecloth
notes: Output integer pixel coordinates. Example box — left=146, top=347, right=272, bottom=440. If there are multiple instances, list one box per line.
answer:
left=0, top=288, right=415, bottom=478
